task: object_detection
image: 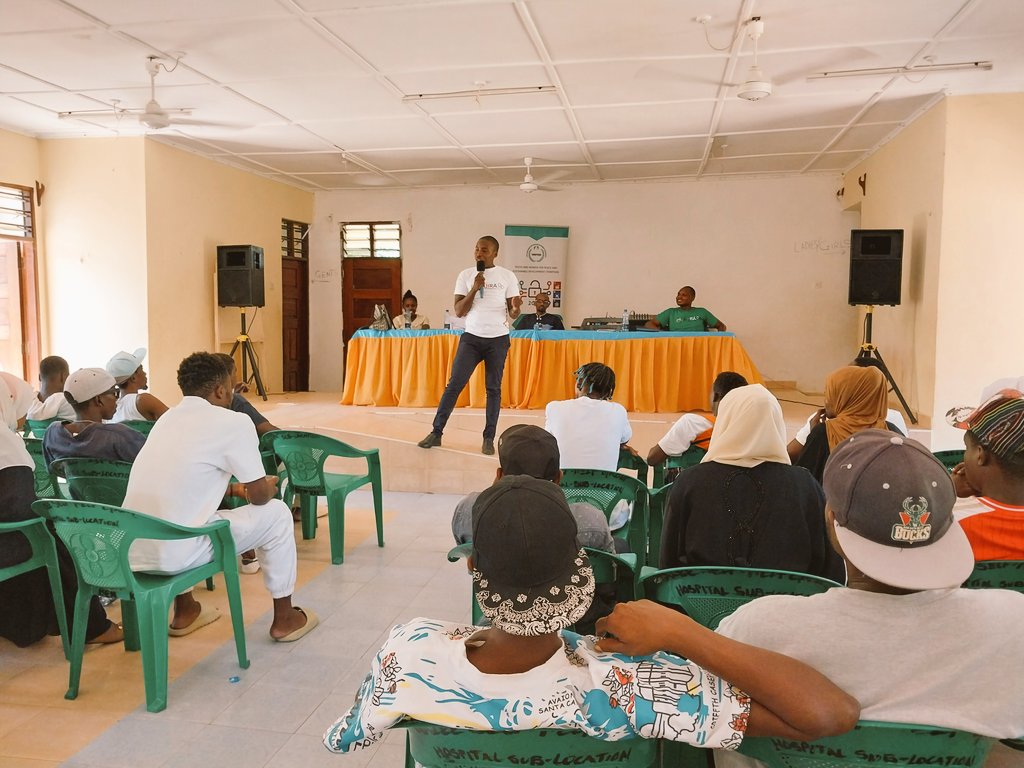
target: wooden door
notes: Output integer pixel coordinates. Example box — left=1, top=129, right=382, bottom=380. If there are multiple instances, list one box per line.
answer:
left=342, top=259, right=402, bottom=348
left=281, top=256, right=309, bottom=391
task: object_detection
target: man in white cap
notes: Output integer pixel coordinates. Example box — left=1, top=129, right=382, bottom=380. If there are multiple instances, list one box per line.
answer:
left=105, top=347, right=168, bottom=422
left=42, top=368, right=146, bottom=466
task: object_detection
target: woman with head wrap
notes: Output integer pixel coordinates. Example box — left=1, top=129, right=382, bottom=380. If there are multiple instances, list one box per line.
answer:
left=659, top=384, right=844, bottom=582
left=794, top=365, right=892, bottom=483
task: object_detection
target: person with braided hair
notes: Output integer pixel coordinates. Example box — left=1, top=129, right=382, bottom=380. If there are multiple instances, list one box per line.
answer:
left=544, top=362, right=634, bottom=472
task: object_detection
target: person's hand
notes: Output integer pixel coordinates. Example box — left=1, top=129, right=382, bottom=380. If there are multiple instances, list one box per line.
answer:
left=472, top=272, right=486, bottom=291
left=264, top=475, right=279, bottom=494
left=233, top=382, right=248, bottom=394
left=950, top=463, right=978, bottom=498
left=622, top=443, right=640, bottom=458
left=594, top=600, right=698, bottom=656
left=812, top=407, right=826, bottom=426
left=510, top=295, right=523, bottom=310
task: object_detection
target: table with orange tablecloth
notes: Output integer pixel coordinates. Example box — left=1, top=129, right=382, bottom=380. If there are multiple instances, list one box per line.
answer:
left=340, top=329, right=762, bottom=413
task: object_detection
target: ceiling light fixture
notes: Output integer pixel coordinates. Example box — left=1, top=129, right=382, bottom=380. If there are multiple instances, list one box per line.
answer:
left=402, top=85, right=556, bottom=102
left=808, top=60, right=993, bottom=80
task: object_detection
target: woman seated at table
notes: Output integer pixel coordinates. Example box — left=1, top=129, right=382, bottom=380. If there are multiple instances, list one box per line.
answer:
left=391, top=290, right=430, bottom=329
left=660, top=384, right=845, bottom=582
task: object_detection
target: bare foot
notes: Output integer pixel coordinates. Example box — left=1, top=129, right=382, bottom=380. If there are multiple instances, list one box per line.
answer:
left=87, top=621, right=124, bottom=645
left=169, top=599, right=202, bottom=631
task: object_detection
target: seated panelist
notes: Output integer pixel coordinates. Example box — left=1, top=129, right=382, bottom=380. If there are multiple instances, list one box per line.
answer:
left=512, top=291, right=564, bottom=331
left=391, top=290, right=430, bottom=329
left=645, top=285, right=726, bottom=332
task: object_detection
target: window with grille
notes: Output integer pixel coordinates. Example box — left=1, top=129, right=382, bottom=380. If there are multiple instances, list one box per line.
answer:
left=281, top=219, right=309, bottom=259
left=0, top=184, right=33, bottom=239
left=341, top=222, right=401, bottom=259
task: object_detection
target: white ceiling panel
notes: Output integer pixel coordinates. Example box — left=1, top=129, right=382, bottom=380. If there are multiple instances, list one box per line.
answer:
left=307, top=116, right=449, bottom=150
left=587, top=137, right=708, bottom=164
left=575, top=102, right=713, bottom=141
left=0, top=0, right=1020, bottom=187
left=316, top=4, right=538, bottom=71
left=433, top=109, right=576, bottom=145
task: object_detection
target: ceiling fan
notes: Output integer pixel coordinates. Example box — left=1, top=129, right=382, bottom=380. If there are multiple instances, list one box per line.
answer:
left=59, top=56, right=226, bottom=131
left=518, top=157, right=563, bottom=193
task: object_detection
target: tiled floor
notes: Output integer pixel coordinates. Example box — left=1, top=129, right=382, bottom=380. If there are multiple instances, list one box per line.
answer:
left=1, top=389, right=965, bottom=768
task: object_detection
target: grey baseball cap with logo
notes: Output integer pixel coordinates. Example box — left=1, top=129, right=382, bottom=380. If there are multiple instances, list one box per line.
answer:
left=823, top=429, right=974, bottom=590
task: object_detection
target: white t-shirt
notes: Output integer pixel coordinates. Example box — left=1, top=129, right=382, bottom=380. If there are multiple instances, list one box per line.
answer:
left=793, top=408, right=908, bottom=445
left=659, top=413, right=713, bottom=456
left=27, top=391, right=76, bottom=422
left=324, top=618, right=749, bottom=754
left=546, top=397, right=632, bottom=471
left=454, top=265, right=519, bottom=338
left=0, top=422, right=33, bottom=470
left=125, top=396, right=265, bottom=572
left=111, top=392, right=145, bottom=423
left=0, top=372, right=35, bottom=430
left=716, top=587, right=1024, bottom=749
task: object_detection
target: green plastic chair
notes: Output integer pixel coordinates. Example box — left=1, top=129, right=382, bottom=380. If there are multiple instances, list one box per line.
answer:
left=616, top=446, right=649, bottom=486
left=24, top=417, right=60, bottom=438
left=0, top=518, right=70, bottom=659
left=120, top=419, right=155, bottom=436
left=32, top=499, right=249, bottom=713
left=269, top=430, right=383, bottom=564
left=963, top=559, right=1024, bottom=591
left=400, top=721, right=660, bottom=768
left=22, top=438, right=63, bottom=499
left=932, top=449, right=965, bottom=472
left=739, top=720, right=994, bottom=767
left=50, top=458, right=132, bottom=506
left=559, top=468, right=648, bottom=559
left=641, top=565, right=843, bottom=630
left=651, top=445, right=707, bottom=488
left=258, top=429, right=291, bottom=505
left=447, top=543, right=639, bottom=627
left=645, top=484, right=672, bottom=569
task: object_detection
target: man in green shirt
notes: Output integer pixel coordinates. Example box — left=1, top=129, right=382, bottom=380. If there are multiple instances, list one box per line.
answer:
left=646, top=285, right=726, bottom=332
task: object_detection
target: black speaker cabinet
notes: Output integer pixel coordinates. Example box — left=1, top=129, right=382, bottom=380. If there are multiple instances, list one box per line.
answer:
left=217, top=244, right=265, bottom=307
left=848, top=229, right=903, bottom=306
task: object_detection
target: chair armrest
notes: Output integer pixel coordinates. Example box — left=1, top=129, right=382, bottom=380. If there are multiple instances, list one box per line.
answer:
left=0, top=518, right=47, bottom=533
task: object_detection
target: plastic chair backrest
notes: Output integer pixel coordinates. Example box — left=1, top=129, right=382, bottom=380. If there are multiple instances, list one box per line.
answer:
left=25, top=417, right=59, bottom=438
left=963, top=560, right=1024, bottom=592
left=651, top=446, right=707, bottom=488
left=645, top=484, right=672, bottom=568
left=739, top=720, right=993, bottom=768
left=559, top=468, right=648, bottom=556
left=643, top=566, right=842, bottom=630
left=32, top=499, right=228, bottom=592
left=270, top=429, right=373, bottom=494
left=932, top=449, right=964, bottom=472
left=616, top=446, right=648, bottom=486
left=22, top=438, right=61, bottom=499
left=402, top=722, right=658, bottom=768
left=49, top=458, right=132, bottom=506
left=120, top=420, right=155, bottom=436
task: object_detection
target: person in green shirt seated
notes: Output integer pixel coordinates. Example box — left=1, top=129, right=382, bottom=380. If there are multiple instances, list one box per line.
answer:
left=646, top=285, right=727, bottom=332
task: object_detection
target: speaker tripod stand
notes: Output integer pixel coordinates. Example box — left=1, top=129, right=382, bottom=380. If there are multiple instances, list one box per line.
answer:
left=229, top=307, right=267, bottom=401
left=854, top=305, right=916, bottom=424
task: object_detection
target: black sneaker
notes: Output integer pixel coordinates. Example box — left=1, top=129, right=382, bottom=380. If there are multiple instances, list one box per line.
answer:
left=418, top=432, right=442, bottom=449
left=481, top=437, right=495, bottom=455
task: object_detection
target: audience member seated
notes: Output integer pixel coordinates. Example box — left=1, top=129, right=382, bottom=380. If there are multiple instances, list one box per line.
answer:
left=787, top=358, right=908, bottom=462
left=0, top=371, right=35, bottom=432
left=706, top=430, right=1024, bottom=767
left=105, top=347, right=168, bottom=422
left=660, top=384, right=844, bottom=582
left=42, top=368, right=146, bottom=466
left=949, top=393, right=1024, bottom=560
left=214, top=353, right=280, bottom=437
left=647, top=371, right=748, bottom=468
left=324, top=475, right=858, bottom=754
left=125, top=352, right=317, bottom=642
left=451, top=424, right=614, bottom=552
left=390, top=289, right=430, bottom=329
left=0, top=392, right=122, bottom=647
left=26, top=355, right=75, bottom=422
left=792, top=365, right=890, bottom=483
left=512, top=291, right=564, bottom=330
left=545, top=362, right=635, bottom=471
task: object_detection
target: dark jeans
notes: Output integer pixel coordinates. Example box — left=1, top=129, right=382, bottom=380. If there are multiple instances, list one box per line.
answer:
left=432, top=332, right=511, bottom=439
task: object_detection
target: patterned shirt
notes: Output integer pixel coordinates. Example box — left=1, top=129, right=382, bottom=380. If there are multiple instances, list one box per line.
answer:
left=323, top=618, right=749, bottom=754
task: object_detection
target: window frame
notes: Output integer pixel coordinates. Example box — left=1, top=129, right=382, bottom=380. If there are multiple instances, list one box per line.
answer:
left=341, top=221, right=402, bottom=259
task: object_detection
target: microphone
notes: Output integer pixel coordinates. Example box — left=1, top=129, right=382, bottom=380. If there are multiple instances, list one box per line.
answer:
left=475, top=259, right=485, bottom=297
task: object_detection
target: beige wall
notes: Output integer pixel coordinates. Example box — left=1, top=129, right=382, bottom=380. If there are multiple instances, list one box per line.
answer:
left=932, top=93, right=1024, bottom=449
left=842, top=100, right=948, bottom=428
left=312, top=175, right=859, bottom=392
left=39, top=137, right=148, bottom=374
left=0, top=127, right=41, bottom=185
left=144, top=141, right=313, bottom=398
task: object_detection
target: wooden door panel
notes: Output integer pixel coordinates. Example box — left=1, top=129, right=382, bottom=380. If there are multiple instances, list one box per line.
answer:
left=281, top=258, right=309, bottom=391
left=342, top=259, right=402, bottom=349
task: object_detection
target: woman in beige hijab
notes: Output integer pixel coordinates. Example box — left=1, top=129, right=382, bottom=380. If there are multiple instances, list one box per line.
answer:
left=659, top=384, right=844, bottom=581
left=795, top=366, right=889, bottom=483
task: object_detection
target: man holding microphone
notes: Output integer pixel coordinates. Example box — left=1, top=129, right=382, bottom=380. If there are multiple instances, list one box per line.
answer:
left=418, top=236, right=522, bottom=455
